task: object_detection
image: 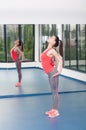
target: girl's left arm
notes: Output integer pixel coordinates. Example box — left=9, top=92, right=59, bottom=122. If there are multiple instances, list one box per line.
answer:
left=51, top=49, right=63, bottom=77
left=17, top=47, right=24, bottom=60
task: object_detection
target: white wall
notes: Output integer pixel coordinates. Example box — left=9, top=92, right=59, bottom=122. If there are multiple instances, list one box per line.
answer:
left=35, top=25, right=40, bottom=62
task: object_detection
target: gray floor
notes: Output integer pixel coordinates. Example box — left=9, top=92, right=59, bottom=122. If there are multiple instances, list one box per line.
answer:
left=0, top=67, right=86, bottom=97
left=0, top=67, right=86, bottom=130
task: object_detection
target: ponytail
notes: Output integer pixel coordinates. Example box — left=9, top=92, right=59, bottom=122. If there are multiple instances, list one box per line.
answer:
left=54, top=35, right=63, bottom=57
left=18, top=40, right=24, bottom=52
left=59, top=40, right=63, bottom=57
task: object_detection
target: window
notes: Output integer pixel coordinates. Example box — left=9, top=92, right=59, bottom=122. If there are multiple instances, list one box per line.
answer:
left=62, top=24, right=86, bottom=73
left=21, top=25, right=35, bottom=61
left=0, top=24, right=35, bottom=62
left=0, top=25, right=5, bottom=61
left=78, top=24, right=86, bottom=71
left=6, top=25, right=18, bottom=62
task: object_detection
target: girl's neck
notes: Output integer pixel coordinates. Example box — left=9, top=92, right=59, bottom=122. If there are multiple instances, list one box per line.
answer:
left=47, top=44, right=52, bottom=49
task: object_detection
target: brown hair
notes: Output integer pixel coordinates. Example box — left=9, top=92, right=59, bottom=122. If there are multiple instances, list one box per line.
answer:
left=59, top=40, right=63, bottom=57
left=18, top=40, right=24, bottom=52
left=53, top=36, right=63, bottom=57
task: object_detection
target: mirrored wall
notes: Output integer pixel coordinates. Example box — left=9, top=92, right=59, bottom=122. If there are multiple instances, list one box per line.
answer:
left=62, top=24, right=86, bottom=73
left=0, top=24, right=86, bottom=73
left=0, top=24, right=35, bottom=62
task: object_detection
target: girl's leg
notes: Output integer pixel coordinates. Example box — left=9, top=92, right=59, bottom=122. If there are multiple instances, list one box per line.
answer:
left=49, top=72, right=59, bottom=110
left=46, top=68, right=60, bottom=117
left=15, top=60, right=22, bottom=86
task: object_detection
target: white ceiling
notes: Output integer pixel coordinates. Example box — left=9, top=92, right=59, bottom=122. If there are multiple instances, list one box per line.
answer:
left=0, top=0, right=86, bottom=23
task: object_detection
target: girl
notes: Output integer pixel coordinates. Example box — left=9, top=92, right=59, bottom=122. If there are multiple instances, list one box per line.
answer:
left=10, top=40, right=24, bottom=87
left=41, top=36, right=63, bottom=118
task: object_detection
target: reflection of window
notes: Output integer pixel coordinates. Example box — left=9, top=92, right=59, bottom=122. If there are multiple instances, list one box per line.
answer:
left=0, top=25, right=5, bottom=61
left=70, top=39, right=76, bottom=47
left=78, top=25, right=85, bottom=71
left=21, top=25, right=34, bottom=61
left=66, top=39, right=76, bottom=47
left=63, top=24, right=86, bottom=73
left=0, top=24, right=35, bottom=62
left=6, top=25, right=18, bottom=62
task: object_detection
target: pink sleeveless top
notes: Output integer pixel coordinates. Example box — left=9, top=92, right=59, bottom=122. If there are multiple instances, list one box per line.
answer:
left=10, top=49, right=18, bottom=61
left=41, top=48, right=54, bottom=73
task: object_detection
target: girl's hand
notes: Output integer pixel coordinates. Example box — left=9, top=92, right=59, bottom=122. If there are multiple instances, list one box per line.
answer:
left=52, top=72, right=59, bottom=77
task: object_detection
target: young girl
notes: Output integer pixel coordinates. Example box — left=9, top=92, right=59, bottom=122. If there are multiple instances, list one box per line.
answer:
left=10, top=40, right=24, bottom=87
left=41, top=35, right=63, bottom=118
